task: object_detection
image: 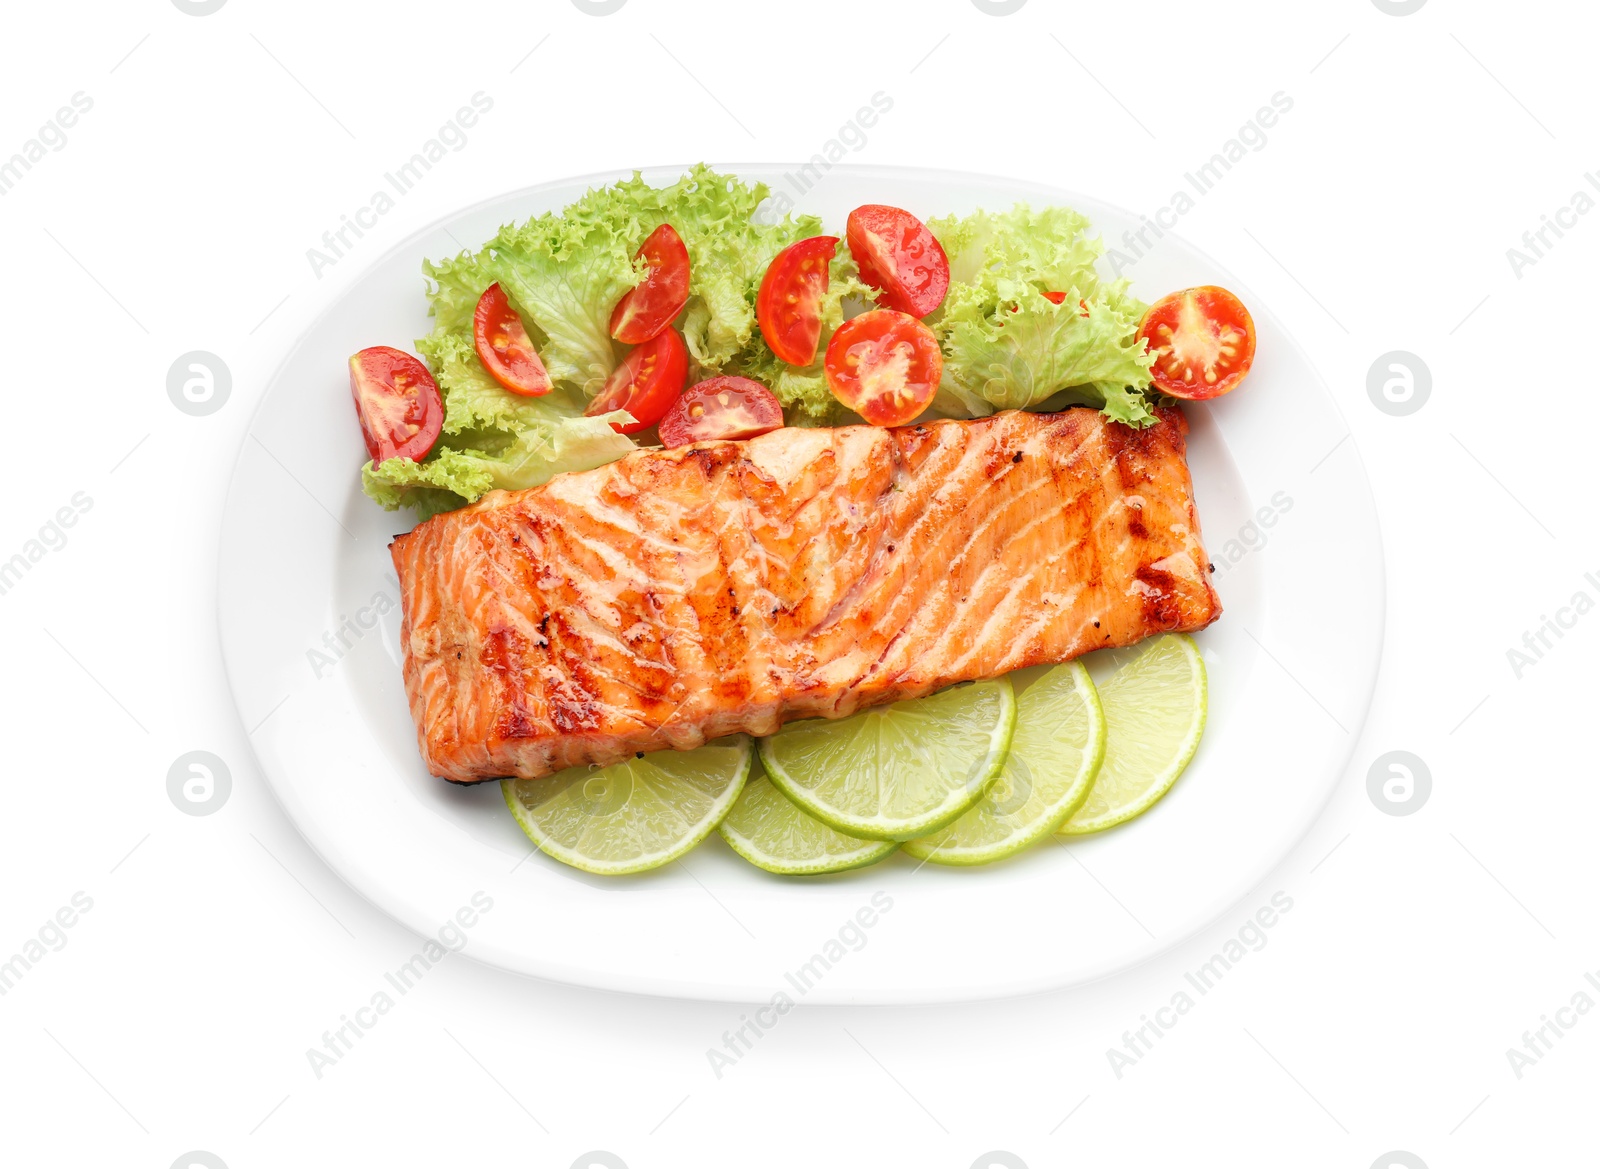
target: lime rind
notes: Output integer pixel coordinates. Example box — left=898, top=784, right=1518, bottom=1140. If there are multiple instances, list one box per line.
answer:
left=503, top=735, right=752, bottom=876
left=759, top=678, right=1017, bottom=842
left=1058, top=634, right=1207, bottom=836
left=905, top=659, right=1106, bottom=865
left=719, top=760, right=899, bottom=875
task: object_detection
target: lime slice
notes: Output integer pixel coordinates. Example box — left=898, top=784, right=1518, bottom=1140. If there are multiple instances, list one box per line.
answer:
left=1058, top=634, right=1207, bottom=835
left=719, top=756, right=899, bottom=875
left=759, top=678, right=1016, bottom=842
left=502, top=736, right=751, bottom=875
left=904, top=660, right=1105, bottom=865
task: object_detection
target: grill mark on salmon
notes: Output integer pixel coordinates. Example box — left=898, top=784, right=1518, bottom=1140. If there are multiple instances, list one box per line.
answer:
left=390, top=407, right=1222, bottom=783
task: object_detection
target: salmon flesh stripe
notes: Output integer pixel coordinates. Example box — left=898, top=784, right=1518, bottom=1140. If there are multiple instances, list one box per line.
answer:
left=390, top=407, right=1222, bottom=783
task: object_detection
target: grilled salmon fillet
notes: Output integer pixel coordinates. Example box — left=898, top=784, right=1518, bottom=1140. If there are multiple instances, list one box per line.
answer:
left=390, top=406, right=1221, bottom=783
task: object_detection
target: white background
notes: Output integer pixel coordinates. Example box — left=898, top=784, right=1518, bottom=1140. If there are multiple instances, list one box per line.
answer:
left=1, top=0, right=1594, bottom=1166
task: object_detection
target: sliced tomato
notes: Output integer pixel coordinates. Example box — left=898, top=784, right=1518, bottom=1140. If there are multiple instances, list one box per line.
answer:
left=474, top=283, right=551, bottom=396
left=846, top=204, right=950, bottom=318
left=1138, top=286, right=1256, bottom=400
left=823, top=309, right=942, bottom=427
left=585, top=327, right=689, bottom=434
left=349, top=346, right=443, bottom=464
left=609, top=223, right=691, bottom=344
left=756, top=235, right=837, bottom=365
left=658, top=376, right=783, bottom=448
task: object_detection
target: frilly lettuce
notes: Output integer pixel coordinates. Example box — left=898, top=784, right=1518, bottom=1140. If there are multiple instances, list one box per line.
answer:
left=926, top=204, right=1157, bottom=426
left=362, top=411, right=635, bottom=521
left=421, top=164, right=828, bottom=393
left=363, top=174, right=1168, bottom=520
left=364, top=165, right=828, bottom=517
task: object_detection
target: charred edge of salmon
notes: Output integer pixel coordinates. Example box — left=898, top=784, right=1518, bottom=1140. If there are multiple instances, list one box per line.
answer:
left=1126, top=406, right=1222, bottom=632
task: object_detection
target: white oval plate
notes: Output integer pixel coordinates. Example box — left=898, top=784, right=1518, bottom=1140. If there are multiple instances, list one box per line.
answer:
left=218, top=165, right=1382, bottom=1003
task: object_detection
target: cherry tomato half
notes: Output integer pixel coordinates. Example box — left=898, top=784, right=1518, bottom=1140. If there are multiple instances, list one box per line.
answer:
left=349, top=346, right=444, bottom=464
left=1137, top=286, right=1256, bottom=400
left=658, top=376, right=784, bottom=448
left=846, top=204, right=950, bottom=319
left=823, top=309, right=943, bottom=428
left=585, top=327, right=689, bottom=434
left=474, top=283, right=551, bottom=396
left=756, top=235, right=837, bottom=365
left=609, top=223, right=691, bottom=344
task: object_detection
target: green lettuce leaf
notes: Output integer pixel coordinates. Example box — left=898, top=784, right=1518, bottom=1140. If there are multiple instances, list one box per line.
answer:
left=420, top=164, right=827, bottom=397
left=938, top=290, right=1156, bottom=424
left=362, top=412, right=636, bottom=520
left=362, top=173, right=1167, bottom=523
left=926, top=204, right=1157, bottom=425
left=366, top=166, right=838, bottom=518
